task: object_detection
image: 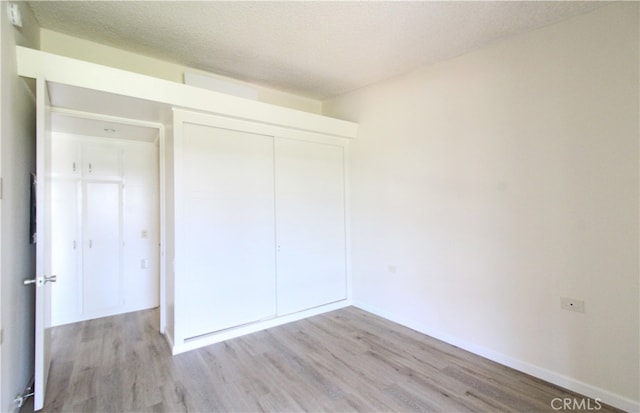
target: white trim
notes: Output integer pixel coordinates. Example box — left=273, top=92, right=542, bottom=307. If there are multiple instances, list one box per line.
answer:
left=170, top=109, right=184, bottom=344
left=171, top=300, right=351, bottom=355
left=172, top=108, right=347, bottom=145
left=157, top=127, right=166, bottom=334
left=343, top=142, right=353, bottom=303
left=353, top=301, right=639, bottom=413
left=50, top=107, right=164, bottom=131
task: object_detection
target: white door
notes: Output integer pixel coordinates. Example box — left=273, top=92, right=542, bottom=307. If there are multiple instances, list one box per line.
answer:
left=34, top=78, right=54, bottom=410
left=275, top=138, right=347, bottom=316
left=83, top=181, right=122, bottom=315
left=82, top=142, right=121, bottom=178
left=178, top=123, right=276, bottom=340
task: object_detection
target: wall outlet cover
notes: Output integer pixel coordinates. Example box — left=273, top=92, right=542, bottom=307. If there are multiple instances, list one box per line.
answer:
left=8, top=3, right=22, bottom=27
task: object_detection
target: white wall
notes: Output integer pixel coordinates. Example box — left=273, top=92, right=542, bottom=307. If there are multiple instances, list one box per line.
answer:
left=39, top=29, right=323, bottom=114
left=122, top=139, right=160, bottom=313
left=0, top=3, right=40, bottom=412
left=324, top=3, right=639, bottom=410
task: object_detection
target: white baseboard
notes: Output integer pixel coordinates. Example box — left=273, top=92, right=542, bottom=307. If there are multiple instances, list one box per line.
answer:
left=51, top=303, right=159, bottom=328
left=171, top=300, right=351, bottom=355
left=163, top=326, right=175, bottom=352
left=353, top=301, right=639, bottom=413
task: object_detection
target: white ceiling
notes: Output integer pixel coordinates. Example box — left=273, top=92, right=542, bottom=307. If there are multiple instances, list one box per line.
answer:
left=28, top=1, right=606, bottom=100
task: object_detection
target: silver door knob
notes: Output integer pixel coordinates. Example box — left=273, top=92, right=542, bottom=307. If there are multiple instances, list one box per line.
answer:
left=23, top=275, right=57, bottom=286
left=43, top=275, right=57, bottom=284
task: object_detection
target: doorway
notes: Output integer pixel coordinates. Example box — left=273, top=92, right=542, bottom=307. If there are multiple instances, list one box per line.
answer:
left=47, top=111, right=163, bottom=326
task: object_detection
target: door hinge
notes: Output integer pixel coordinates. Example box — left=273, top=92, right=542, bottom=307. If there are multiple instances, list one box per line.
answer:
left=14, top=379, right=34, bottom=408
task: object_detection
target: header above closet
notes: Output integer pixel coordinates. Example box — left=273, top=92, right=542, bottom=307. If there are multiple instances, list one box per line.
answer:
left=16, top=46, right=358, bottom=140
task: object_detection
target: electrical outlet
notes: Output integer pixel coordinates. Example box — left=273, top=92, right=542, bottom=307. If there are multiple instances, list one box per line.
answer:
left=8, top=3, right=22, bottom=28
left=387, top=265, right=397, bottom=274
left=561, top=297, right=585, bottom=313
left=141, top=259, right=149, bottom=269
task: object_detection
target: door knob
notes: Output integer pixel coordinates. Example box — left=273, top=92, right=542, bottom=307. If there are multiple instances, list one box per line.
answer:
left=23, top=275, right=57, bottom=286
left=43, top=275, right=57, bottom=284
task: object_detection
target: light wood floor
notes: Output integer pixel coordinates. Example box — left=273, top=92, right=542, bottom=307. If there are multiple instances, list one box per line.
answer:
left=24, top=307, right=621, bottom=413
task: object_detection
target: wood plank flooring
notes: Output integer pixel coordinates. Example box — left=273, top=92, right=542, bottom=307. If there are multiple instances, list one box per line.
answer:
left=23, top=307, right=621, bottom=412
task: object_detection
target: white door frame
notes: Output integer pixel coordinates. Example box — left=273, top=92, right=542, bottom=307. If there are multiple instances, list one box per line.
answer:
left=48, top=107, right=167, bottom=332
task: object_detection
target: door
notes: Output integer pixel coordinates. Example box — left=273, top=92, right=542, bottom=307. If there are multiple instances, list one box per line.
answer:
left=275, top=138, right=347, bottom=316
left=34, top=78, right=54, bottom=410
left=82, top=142, right=121, bottom=178
left=83, top=181, right=122, bottom=315
left=178, top=123, right=276, bottom=340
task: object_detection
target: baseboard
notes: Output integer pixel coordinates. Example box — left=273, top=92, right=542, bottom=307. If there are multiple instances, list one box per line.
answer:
left=353, top=301, right=639, bottom=413
left=51, top=304, right=159, bottom=328
left=163, top=326, right=175, bottom=352
left=171, top=299, right=352, bottom=355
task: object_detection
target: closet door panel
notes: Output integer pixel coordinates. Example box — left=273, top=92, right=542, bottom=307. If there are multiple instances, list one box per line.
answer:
left=83, top=181, right=122, bottom=314
left=180, top=123, right=276, bottom=339
left=50, top=135, right=80, bottom=176
left=82, top=142, right=121, bottom=177
left=275, top=138, right=347, bottom=316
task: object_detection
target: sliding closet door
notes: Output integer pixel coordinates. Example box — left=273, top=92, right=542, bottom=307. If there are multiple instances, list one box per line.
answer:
left=275, top=138, right=347, bottom=316
left=179, top=124, right=276, bottom=339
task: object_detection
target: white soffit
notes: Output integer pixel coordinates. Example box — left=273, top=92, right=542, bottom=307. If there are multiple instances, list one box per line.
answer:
left=17, top=48, right=358, bottom=139
left=47, top=81, right=171, bottom=125
left=27, top=1, right=606, bottom=100
left=52, top=112, right=159, bottom=143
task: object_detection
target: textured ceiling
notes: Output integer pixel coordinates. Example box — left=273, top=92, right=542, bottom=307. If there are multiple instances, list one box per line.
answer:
left=28, top=1, right=606, bottom=100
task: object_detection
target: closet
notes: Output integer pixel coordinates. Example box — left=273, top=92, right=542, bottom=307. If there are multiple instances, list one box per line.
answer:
left=171, top=110, right=349, bottom=349
left=17, top=45, right=357, bottom=357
